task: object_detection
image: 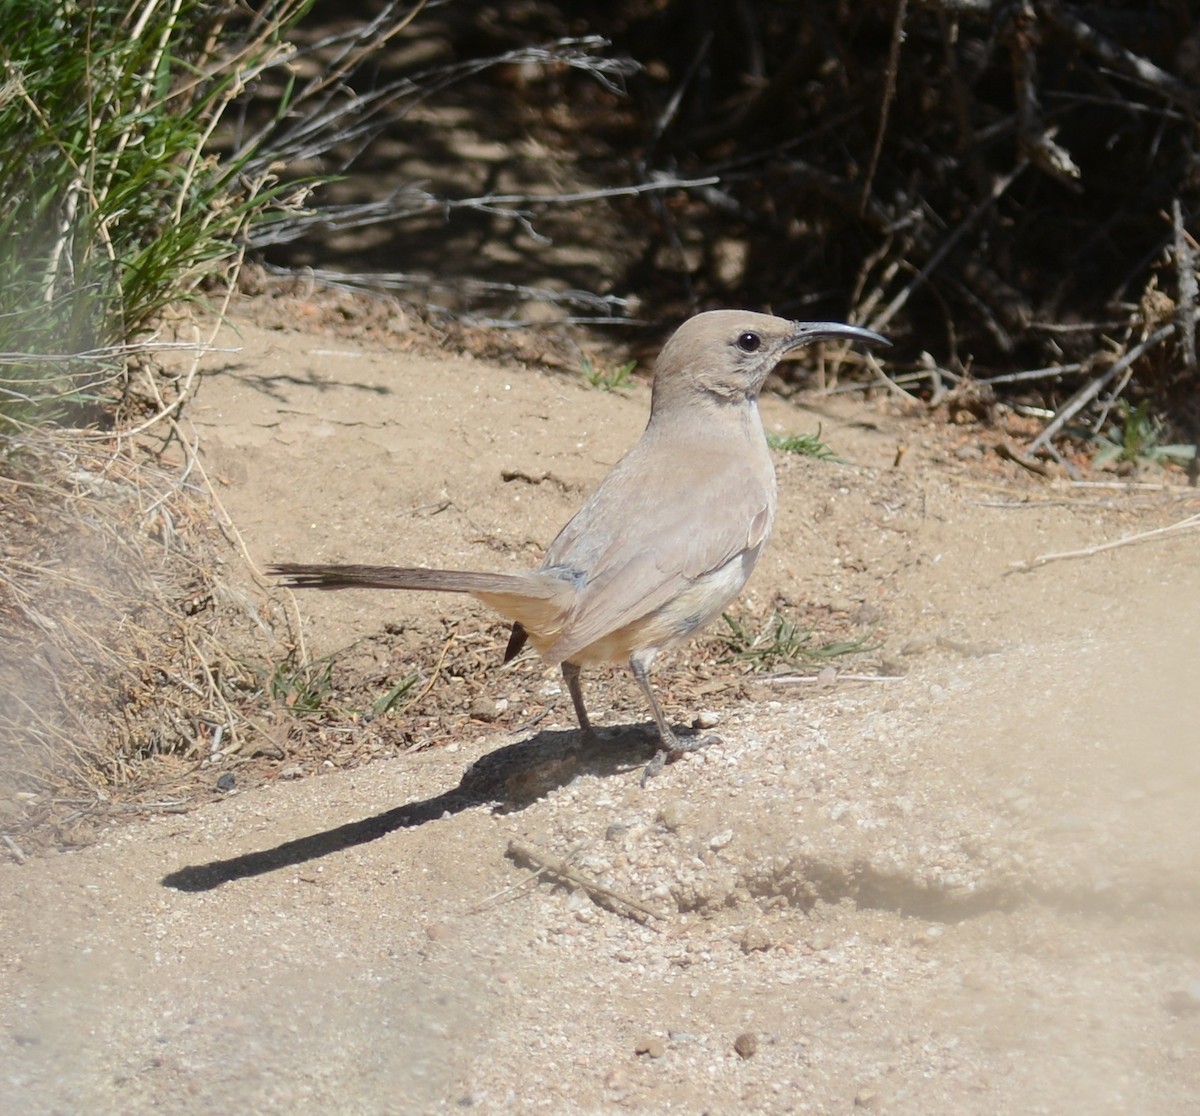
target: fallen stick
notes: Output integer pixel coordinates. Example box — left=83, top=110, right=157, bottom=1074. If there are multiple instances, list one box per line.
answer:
left=1010, top=514, right=1200, bottom=572
left=2, top=835, right=26, bottom=865
left=1026, top=325, right=1174, bottom=456
left=506, top=840, right=669, bottom=922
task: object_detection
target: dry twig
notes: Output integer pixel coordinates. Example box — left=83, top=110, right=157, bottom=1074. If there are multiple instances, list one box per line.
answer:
left=506, top=839, right=669, bottom=922
left=1010, top=513, right=1200, bottom=572
left=1026, top=325, right=1176, bottom=456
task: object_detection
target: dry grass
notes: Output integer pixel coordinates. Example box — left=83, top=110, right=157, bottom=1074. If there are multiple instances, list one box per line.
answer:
left=0, top=420, right=295, bottom=854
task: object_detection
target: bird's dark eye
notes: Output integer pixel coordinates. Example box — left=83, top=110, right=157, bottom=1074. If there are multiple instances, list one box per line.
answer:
left=736, top=331, right=762, bottom=352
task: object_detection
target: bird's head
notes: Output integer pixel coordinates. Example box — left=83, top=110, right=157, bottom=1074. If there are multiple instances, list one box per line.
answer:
left=651, top=309, right=889, bottom=411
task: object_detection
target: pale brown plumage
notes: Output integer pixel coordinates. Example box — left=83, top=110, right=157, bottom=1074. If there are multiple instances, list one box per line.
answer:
left=272, top=310, right=887, bottom=769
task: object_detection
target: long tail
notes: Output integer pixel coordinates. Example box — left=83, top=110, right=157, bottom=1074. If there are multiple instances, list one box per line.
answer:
left=270, top=563, right=544, bottom=595
left=269, top=563, right=573, bottom=654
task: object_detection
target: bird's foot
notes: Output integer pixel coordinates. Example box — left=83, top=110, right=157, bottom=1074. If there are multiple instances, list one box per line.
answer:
left=640, top=730, right=722, bottom=784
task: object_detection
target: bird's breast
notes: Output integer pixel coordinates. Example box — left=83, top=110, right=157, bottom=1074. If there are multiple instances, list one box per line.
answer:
left=570, top=544, right=763, bottom=664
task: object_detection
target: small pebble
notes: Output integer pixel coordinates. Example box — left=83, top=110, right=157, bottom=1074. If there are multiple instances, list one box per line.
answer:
left=215, top=772, right=236, bottom=793
left=960, top=970, right=988, bottom=992
left=733, top=1031, right=758, bottom=1059
left=634, top=1036, right=665, bottom=1058
left=657, top=801, right=689, bottom=833
left=851, top=604, right=882, bottom=626
left=469, top=696, right=501, bottom=723
left=693, top=710, right=721, bottom=730
left=912, top=925, right=944, bottom=946
left=740, top=924, right=775, bottom=954
left=855, top=1087, right=880, bottom=1108
left=1165, top=981, right=1200, bottom=1017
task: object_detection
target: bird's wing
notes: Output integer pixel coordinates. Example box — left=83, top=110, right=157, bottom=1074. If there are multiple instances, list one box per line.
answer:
left=542, top=434, right=774, bottom=663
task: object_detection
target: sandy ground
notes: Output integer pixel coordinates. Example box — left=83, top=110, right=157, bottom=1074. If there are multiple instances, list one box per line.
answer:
left=3, top=315, right=1200, bottom=1114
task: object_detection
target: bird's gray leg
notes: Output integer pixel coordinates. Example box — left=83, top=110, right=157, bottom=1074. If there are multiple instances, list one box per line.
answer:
left=561, top=661, right=597, bottom=744
left=629, top=649, right=679, bottom=751
left=629, top=649, right=720, bottom=780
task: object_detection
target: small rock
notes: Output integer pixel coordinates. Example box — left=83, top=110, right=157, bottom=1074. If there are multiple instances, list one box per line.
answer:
left=733, top=1031, right=758, bottom=1059
left=469, top=696, right=500, bottom=723
left=58, top=822, right=96, bottom=848
left=912, top=925, right=944, bottom=946
left=708, top=829, right=735, bottom=851
left=634, top=1036, right=665, bottom=1058
left=693, top=710, right=721, bottom=730
left=1165, top=981, right=1200, bottom=1017
left=851, top=604, right=882, bottom=627
left=278, top=764, right=305, bottom=780
left=215, top=772, right=236, bottom=793
left=740, top=924, right=775, bottom=954
left=855, top=1087, right=880, bottom=1108
left=960, top=970, right=988, bottom=992
left=657, top=801, right=689, bottom=833
left=604, top=1068, right=630, bottom=1096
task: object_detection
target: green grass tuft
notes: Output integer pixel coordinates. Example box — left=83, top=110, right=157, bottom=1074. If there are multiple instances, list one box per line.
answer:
left=0, top=0, right=314, bottom=432
left=767, top=428, right=842, bottom=461
left=582, top=356, right=636, bottom=392
left=719, top=611, right=873, bottom=669
left=1089, top=400, right=1195, bottom=468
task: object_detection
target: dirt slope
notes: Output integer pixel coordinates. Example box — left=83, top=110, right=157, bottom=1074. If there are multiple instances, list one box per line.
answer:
left=2, top=317, right=1199, bottom=1114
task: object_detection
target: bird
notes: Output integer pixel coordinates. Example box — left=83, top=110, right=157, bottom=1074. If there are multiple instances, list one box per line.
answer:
left=272, top=310, right=888, bottom=773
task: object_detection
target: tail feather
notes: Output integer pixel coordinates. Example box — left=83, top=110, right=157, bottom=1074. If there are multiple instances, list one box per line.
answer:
left=270, top=563, right=545, bottom=596
left=270, top=563, right=573, bottom=652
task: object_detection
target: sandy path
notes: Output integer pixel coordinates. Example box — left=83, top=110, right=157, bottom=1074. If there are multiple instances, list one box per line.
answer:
left=2, top=320, right=1198, bottom=1114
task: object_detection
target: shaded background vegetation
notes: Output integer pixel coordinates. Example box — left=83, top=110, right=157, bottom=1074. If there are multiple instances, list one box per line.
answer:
left=252, top=0, right=1199, bottom=454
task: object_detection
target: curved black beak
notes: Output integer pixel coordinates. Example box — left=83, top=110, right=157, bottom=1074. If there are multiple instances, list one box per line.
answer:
left=788, top=321, right=891, bottom=350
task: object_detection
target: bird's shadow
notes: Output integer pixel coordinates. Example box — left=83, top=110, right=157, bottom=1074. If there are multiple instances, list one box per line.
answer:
left=161, top=726, right=658, bottom=892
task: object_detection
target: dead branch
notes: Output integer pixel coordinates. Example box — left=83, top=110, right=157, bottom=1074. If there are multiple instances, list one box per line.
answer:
left=506, top=839, right=669, bottom=922
left=1039, top=0, right=1199, bottom=115
left=250, top=174, right=720, bottom=251
left=1174, top=199, right=1198, bottom=377
left=1026, top=325, right=1176, bottom=455
left=1009, top=1, right=1081, bottom=188
left=860, top=0, right=908, bottom=213
left=866, top=164, right=1027, bottom=334
left=1009, top=513, right=1200, bottom=571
